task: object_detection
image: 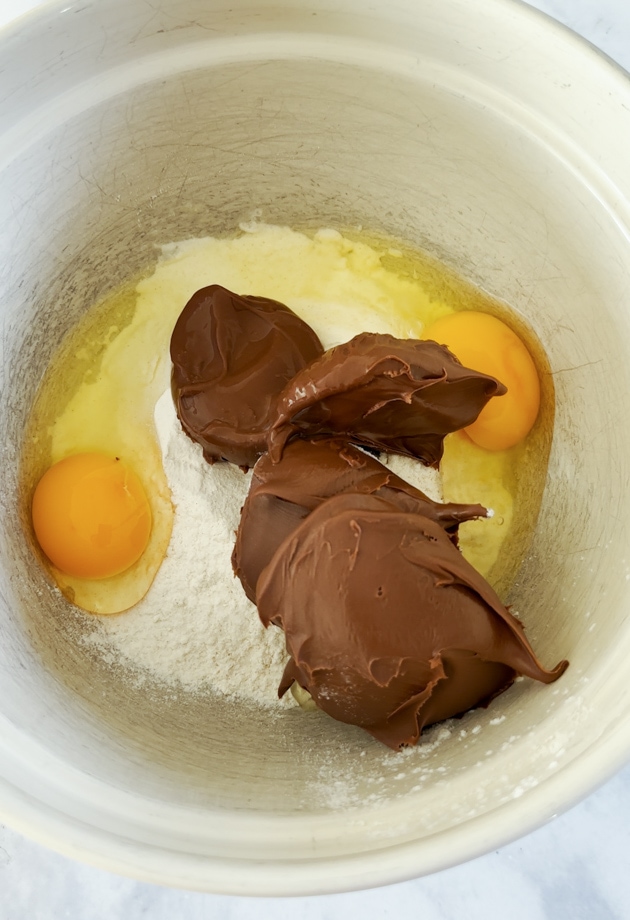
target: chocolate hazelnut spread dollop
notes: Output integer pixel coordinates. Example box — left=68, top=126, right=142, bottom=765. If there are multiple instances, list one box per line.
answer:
left=170, top=285, right=324, bottom=468
left=267, top=332, right=507, bottom=466
left=233, top=438, right=487, bottom=603
left=257, top=493, right=568, bottom=750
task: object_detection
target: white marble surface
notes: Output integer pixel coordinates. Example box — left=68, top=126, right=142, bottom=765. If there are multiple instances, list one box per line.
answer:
left=1, top=0, right=630, bottom=915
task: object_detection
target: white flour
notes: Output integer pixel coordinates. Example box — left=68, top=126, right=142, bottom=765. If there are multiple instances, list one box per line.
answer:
left=84, top=392, right=289, bottom=704
left=84, top=390, right=443, bottom=706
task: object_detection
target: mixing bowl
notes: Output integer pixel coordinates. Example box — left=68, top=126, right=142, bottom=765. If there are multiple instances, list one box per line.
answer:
left=1, top=0, right=630, bottom=896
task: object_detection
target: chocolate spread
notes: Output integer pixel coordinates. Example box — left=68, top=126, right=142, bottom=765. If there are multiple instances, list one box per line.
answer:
left=170, top=286, right=567, bottom=747
left=233, top=438, right=487, bottom=602
left=170, top=285, right=324, bottom=468
left=257, top=493, right=568, bottom=750
left=267, top=332, right=507, bottom=466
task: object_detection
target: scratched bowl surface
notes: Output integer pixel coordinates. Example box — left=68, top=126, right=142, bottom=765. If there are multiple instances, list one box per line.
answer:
left=1, top=0, right=630, bottom=896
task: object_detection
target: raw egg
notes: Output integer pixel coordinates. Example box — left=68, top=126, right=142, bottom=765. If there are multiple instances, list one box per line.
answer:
left=25, top=279, right=176, bottom=616
left=423, top=311, right=540, bottom=451
left=32, top=453, right=152, bottom=579
left=30, top=449, right=170, bottom=616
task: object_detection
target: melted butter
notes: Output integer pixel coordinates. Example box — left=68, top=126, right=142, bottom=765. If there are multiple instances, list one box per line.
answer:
left=24, top=222, right=551, bottom=609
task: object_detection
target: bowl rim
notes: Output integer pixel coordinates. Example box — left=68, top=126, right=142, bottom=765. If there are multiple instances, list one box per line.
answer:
left=1, top=0, right=630, bottom=895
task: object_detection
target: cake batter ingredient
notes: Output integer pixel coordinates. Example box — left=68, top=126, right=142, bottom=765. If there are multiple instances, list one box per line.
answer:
left=36, top=269, right=177, bottom=614
left=233, top=437, right=487, bottom=603
left=170, top=284, right=324, bottom=468
left=257, top=493, right=568, bottom=749
left=83, top=392, right=446, bottom=704
left=423, top=311, right=540, bottom=450
left=83, top=392, right=283, bottom=701
left=27, top=223, right=545, bottom=704
left=267, top=333, right=506, bottom=466
left=32, top=453, right=151, bottom=579
left=439, top=432, right=514, bottom=580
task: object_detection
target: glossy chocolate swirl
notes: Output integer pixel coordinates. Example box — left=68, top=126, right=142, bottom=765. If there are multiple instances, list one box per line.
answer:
left=170, top=285, right=324, bottom=468
left=233, top=438, right=487, bottom=602
left=267, top=332, right=507, bottom=466
left=257, top=493, right=568, bottom=750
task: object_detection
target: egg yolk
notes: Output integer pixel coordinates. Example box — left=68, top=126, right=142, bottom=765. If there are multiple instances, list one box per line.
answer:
left=423, top=311, right=541, bottom=451
left=32, top=453, right=152, bottom=579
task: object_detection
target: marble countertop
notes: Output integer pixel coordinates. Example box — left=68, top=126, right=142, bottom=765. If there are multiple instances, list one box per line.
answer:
left=1, top=0, right=630, bottom=916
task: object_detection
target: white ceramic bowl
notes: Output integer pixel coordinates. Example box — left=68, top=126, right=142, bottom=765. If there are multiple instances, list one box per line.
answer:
left=1, top=0, right=630, bottom=896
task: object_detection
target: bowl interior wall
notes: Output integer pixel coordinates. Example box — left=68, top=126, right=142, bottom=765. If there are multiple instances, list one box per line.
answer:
left=1, top=20, right=630, bottom=864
